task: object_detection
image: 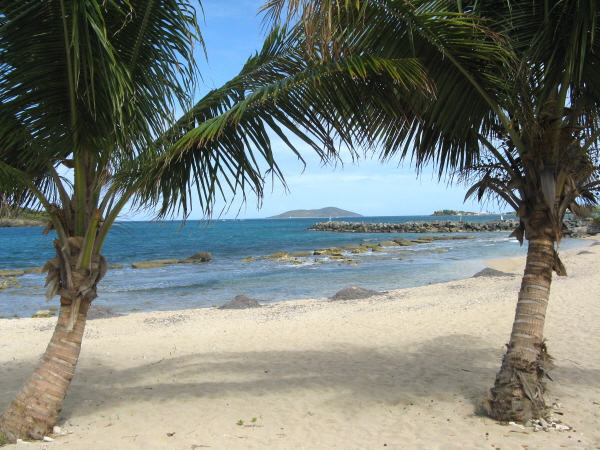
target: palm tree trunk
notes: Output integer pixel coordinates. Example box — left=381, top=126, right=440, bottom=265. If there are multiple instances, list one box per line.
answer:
left=485, top=208, right=559, bottom=422
left=0, top=299, right=90, bottom=441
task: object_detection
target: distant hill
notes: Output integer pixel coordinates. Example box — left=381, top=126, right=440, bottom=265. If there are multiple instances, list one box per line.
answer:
left=267, top=207, right=362, bottom=219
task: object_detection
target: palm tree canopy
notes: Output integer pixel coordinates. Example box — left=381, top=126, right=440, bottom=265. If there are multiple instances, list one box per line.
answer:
left=260, top=0, right=600, bottom=233
left=1, top=0, right=439, bottom=226
left=113, top=23, right=435, bottom=219
left=0, top=0, right=203, bottom=214
left=261, top=1, right=599, bottom=154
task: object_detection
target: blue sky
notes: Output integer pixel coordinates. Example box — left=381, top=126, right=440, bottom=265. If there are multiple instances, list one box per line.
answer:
left=128, top=1, right=503, bottom=220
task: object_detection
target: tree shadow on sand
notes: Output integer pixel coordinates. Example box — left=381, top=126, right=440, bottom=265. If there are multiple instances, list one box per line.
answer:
left=2, top=333, right=598, bottom=423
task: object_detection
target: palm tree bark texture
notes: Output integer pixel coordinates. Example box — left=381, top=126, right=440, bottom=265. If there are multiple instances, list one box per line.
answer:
left=484, top=204, right=567, bottom=421
left=0, top=238, right=105, bottom=440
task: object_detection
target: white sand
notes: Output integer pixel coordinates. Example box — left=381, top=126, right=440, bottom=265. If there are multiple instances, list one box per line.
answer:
left=1, top=237, right=599, bottom=449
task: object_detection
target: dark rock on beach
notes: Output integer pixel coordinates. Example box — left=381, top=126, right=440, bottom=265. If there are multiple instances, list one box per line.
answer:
left=87, top=305, right=122, bottom=320
left=472, top=268, right=514, bottom=278
left=218, top=294, right=261, bottom=309
left=330, top=286, right=380, bottom=300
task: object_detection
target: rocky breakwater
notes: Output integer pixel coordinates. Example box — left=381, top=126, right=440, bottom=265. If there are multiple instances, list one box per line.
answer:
left=308, top=219, right=520, bottom=233
left=309, top=217, right=599, bottom=236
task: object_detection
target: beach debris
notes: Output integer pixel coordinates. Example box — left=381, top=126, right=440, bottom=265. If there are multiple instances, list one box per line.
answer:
left=330, top=286, right=380, bottom=300
left=87, top=305, right=122, bottom=320
left=242, top=256, right=255, bottom=262
left=472, top=268, right=513, bottom=278
left=32, top=309, right=54, bottom=318
left=42, top=436, right=54, bottom=442
left=167, top=432, right=176, bottom=437
left=509, top=421, right=525, bottom=430
left=577, top=250, right=593, bottom=255
left=218, top=294, right=261, bottom=309
left=143, top=314, right=189, bottom=325
left=523, top=417, right=571, bottom=432
left=179, top=252, right=212, bottom=263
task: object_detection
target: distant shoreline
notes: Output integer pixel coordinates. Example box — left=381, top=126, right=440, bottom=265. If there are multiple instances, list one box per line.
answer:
left=0, top=218, right=46, bottom=228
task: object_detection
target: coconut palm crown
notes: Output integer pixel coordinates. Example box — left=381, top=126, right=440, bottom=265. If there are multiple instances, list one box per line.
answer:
left=261, top=0, right=600, bottom=422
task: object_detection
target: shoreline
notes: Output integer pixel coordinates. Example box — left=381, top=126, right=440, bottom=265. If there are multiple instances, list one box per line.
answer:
left=1, top=238, right=599, bottom=449
left=0, top=235, right=594, bottom=319
left=0, top=218, right=46, bottom=228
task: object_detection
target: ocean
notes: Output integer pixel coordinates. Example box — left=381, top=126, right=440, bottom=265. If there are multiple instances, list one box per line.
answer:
left=0, top=215, right=590, bottom=318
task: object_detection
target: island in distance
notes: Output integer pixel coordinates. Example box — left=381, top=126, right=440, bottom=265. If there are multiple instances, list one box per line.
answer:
left=267, top=207, right=362, bottom=219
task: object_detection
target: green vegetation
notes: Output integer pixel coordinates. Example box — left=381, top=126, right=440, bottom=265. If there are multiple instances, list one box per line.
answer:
left=431, top=210, right=476, bottom=216
left=0, top=206, right=49, bottom=221
left=263, top=0, right=599, bottom=423
left=236, top=420, right=244, bottom=426
left=2, top=0, right=418, bottom=439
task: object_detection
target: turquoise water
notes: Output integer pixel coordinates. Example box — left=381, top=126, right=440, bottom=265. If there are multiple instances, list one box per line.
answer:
left=0, top=215, right=590, bottom=318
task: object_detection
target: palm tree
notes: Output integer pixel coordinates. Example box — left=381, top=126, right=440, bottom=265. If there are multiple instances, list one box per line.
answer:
left=0, top=1, right=433, bottom=441
left=260, top=0, right=600, bottom=422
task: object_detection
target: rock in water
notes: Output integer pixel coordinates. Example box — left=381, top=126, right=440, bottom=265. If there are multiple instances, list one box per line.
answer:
left=218, top=294, right=261, bottom=309
left=132, top=261, right=166, bottom=269
left=265, top=251, right=289, bottom=258
left=472, top=268, right=513, bottom=278
left=0, top=269, right=25, bottom=277
left=330, top=286, right=379, bottom=300
left=87, top=305, right=122, bottom=320
left=393, top=238, right=414, bottom=246
left=179, top=252, right=212, bottom=263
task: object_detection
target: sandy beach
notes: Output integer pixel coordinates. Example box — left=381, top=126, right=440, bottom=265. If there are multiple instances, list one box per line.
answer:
left=1, top=237, right=599, bottom=449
